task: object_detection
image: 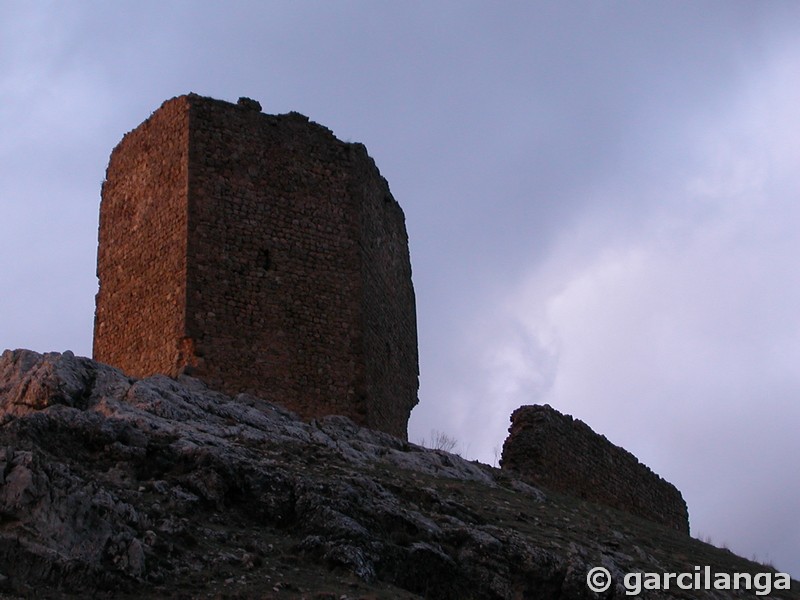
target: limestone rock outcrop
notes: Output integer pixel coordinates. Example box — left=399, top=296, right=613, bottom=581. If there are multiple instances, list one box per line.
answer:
left=0, top=349, right=794, bottom=598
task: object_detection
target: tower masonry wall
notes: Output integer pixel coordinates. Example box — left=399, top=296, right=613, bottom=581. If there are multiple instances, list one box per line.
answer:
left=353, top=148, right=419, bottom=436
left=93, top=97, right=190, bottom=377
left=93, top=94, right=419, bottom=438
left=500, top=404, right=689, bottom=533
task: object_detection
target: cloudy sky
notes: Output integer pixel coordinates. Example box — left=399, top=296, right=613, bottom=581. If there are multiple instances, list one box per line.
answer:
left=2, top=1, right=799, bottom=577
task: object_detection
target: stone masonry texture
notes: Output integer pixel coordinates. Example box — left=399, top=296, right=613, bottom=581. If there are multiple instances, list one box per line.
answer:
left=500, top=404, right=689, bottom=533
left=93, top=93, right=419, bottom=439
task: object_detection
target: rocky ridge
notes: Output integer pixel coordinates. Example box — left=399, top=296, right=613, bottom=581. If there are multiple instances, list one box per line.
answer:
left=0, top=349, right=796, bottom=599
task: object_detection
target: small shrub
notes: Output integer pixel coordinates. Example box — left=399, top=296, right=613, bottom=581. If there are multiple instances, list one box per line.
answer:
left=420, top=430, right=458, bottom=453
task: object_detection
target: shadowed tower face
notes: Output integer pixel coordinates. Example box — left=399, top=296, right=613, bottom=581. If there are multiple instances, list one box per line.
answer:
left=93, top=94, right=419, bottom=439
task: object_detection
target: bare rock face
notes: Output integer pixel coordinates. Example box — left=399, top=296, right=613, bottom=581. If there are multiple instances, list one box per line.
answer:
left=0, top=349, right=795, bottom=599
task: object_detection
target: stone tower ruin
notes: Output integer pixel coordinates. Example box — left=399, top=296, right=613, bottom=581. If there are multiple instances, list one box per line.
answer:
left=93, top=93, right=419, bottom=439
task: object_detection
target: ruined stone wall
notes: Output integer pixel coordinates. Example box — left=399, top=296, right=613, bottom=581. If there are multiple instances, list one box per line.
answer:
left=93, top=93, right=419, bottom=438
left=500, top=405, right=689, bottom=533
left=93, top=97, right=190, bottom=377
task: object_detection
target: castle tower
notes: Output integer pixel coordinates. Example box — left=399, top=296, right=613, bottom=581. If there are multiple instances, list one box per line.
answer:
left=93, top=94, right=419, bottom=439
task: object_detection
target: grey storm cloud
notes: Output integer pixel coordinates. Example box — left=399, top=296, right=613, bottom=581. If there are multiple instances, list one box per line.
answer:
left=1, top=1, right=799, bottom=576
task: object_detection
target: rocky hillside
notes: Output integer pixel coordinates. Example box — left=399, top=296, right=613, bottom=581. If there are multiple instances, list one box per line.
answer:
left=0, top=349, right=795, bottom=599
